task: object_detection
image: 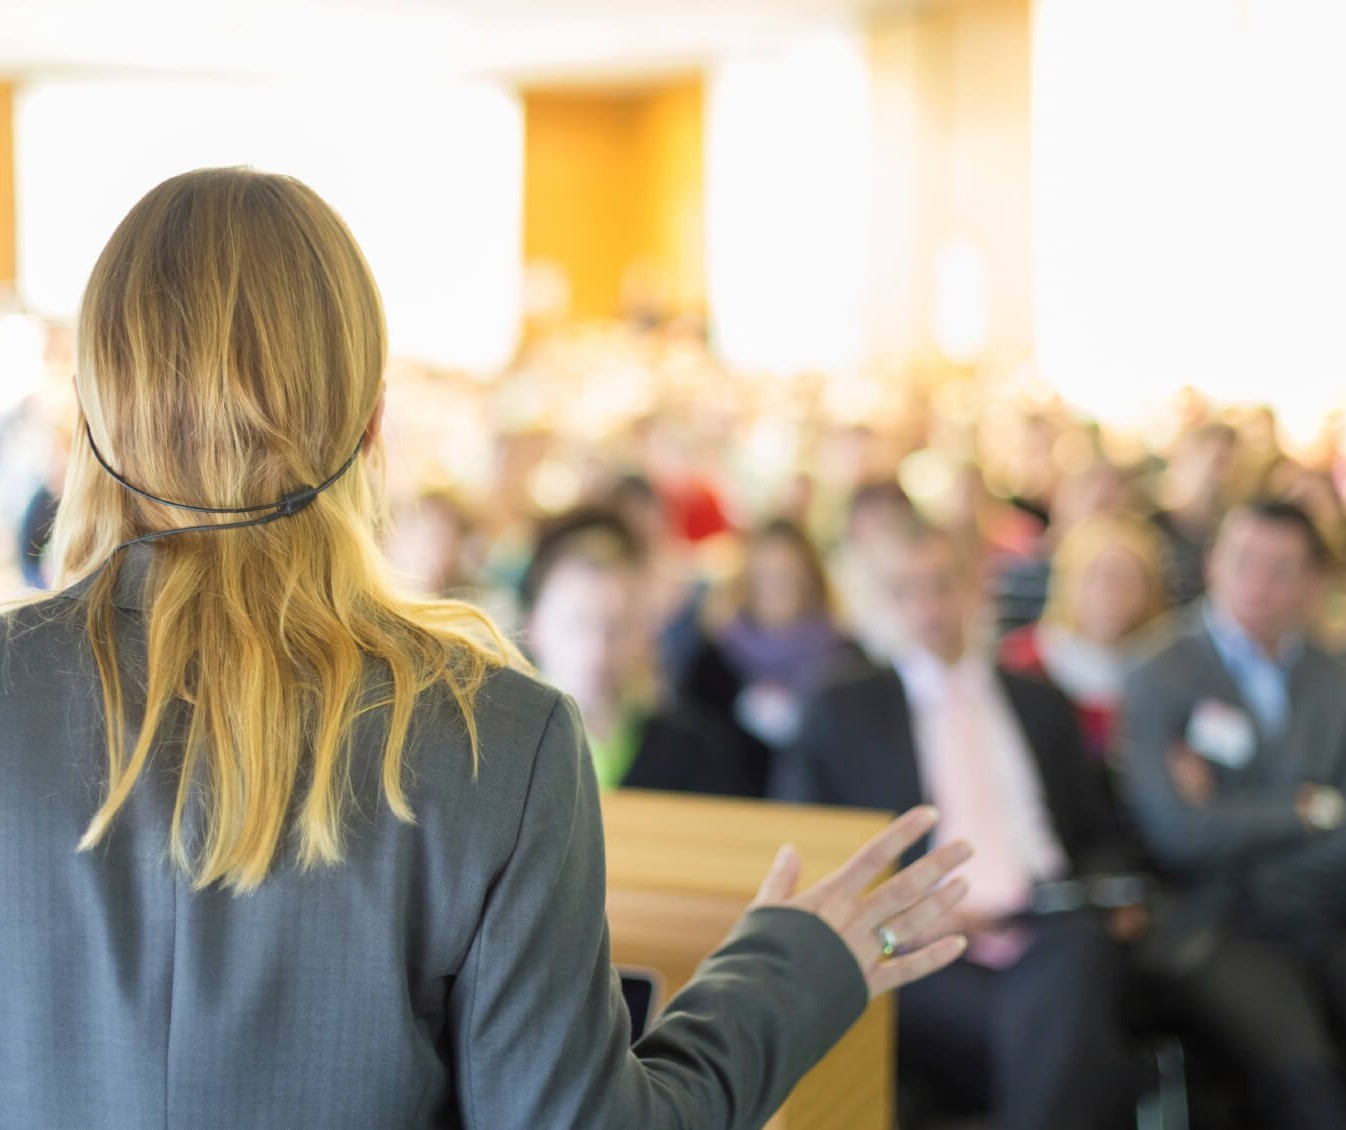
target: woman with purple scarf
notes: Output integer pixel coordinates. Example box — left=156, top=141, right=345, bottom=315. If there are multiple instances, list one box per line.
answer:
left=681, top=519, right=860, bottom=753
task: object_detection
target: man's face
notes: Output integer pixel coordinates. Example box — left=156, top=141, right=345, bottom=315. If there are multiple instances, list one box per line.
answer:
left=1208, top=513, right=1318, bottom=646
left=872, top=535, right=971, bottom=660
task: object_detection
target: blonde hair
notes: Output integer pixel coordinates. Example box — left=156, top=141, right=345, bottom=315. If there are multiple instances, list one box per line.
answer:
left=1041, top=514, right=1168, bottom=636
left=48, top=168, right=515, bottom=892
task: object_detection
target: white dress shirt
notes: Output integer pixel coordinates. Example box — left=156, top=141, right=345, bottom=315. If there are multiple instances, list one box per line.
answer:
left=897, top=648, right=1069, bottom=920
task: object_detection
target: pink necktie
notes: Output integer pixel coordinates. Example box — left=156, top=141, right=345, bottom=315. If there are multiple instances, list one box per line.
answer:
left=926, top=666, right=1033, bottom=967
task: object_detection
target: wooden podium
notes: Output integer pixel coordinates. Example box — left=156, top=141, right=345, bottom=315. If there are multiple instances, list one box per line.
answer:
left=601, top=790, right=896, bottom=1130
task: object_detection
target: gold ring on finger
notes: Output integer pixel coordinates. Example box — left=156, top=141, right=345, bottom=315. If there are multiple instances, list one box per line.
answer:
left=876, top=924, right=900, bottom=960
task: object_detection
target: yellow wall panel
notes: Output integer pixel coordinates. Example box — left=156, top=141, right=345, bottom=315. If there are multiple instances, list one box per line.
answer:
left=634, top=79, right=705, bottom=316
left=523, top=78, right=705, bottom=321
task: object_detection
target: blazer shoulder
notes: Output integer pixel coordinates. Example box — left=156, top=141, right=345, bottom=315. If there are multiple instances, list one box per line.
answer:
left=0, top=593, right=96, bottom=692
left=1126, top=625, right=1211, bottom=689
left=402, top=660, right=569, bottom=809
left=473, top=661, right=564, bottom=722
left=998, top=665, right=1070, bottom=707
left=812, top=656, right=901, bottom=708
left=0, top=589, right=91, bottom=640
left=1300, top=641, right=1346, bottom=676
left=1294, top=643, right=1346, bottom=704
left=996, top=667, right=1078, bottom=735
left=463, top=662, right=568, bottom=759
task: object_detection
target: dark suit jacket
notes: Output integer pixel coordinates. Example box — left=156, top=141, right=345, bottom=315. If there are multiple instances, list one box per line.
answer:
left=1120, top=620, right=1346, bottom=937
left=771, top=658, right=1121, bottom=874
left=622, top=705, right=769, bottom=798
left=0, top=545, right=867, bottom=1129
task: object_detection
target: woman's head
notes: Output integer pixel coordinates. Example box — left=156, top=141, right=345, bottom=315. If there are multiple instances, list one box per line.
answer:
left=1043, top=515, right=1168, bottom=646
left=48, top=169, right=508, bottom=892
left=55, top=167, right=386, bottom=572
left=739, top=519, right=830, bottom=631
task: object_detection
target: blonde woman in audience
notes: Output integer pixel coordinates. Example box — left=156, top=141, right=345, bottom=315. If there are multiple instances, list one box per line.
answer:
left=0, top=168, right=972, bottom=1129
left=1000, top=514, right=1170, bottom=763
left=993, top=457, right=1133, bottom=635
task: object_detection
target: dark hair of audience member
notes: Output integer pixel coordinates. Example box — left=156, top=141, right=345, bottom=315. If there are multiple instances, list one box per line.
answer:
left=518, top=506, right=644, bottom=614
left=1221, top=498, right=1334, bottom=570
left=878, top=512, right=966, bottom=565
left=847, top=479, right=913, bottom=538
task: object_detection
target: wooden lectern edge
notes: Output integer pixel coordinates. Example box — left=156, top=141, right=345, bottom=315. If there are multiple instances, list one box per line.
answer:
left=600, top=788, right=897, bottom=1130
left=600, top=789, right=899, bottom=896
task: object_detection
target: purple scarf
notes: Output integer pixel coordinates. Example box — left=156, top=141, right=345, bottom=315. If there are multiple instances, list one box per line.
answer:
left=718, top=614, right=849, bottom=694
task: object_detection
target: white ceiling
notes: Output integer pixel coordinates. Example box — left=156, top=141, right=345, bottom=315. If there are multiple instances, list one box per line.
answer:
left=0, top=0, right=927, bottom=85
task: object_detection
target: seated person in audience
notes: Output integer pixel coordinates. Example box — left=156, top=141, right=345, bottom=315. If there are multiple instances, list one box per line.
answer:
left=942, top=459, right=1045, bottom=570
left=606, top=471, right=706, bottom=685
left=522, top=507, right=762, bottom=796
left=1121, top=500, right=1346, bottom=1130
left=682, top=518, right=858, bottom=751
left=828, top=478, right=914, bottom=661
left=1149, top=421, right=1240, bottom=607
left=385, top=488, right=486, bottom=599
left=1000, top=514, right=1170, bottom=763
left=773, top=517, right=1135, bottom=1130
left=994, top=458, right=1131, bottom=637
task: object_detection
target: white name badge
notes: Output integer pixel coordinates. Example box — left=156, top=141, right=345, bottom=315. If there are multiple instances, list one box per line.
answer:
left=1186, top=698, right=1257, bottom=770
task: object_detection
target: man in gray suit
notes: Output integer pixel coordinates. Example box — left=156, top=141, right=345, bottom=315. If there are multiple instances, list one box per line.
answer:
left=1121, top=499, right=1346, bottom=1130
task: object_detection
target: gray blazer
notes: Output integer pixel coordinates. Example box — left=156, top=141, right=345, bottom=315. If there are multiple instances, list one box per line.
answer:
left=1120, top=616, right=1346, bottom=939
left=0, top=545, right=867, bottom=1130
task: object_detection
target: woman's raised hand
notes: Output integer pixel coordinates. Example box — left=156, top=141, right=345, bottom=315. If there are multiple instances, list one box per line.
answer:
left=753, top=806, right=972, bottom=1000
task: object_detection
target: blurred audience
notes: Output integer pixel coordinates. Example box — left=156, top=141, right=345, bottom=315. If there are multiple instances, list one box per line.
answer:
left=681, top=518, right=857, bottom=753
left=1000, top=514, right=1170, bottom=763
left=993, top=458, right=1132, bottom=636
left=1003, top=412, right=1063, bottom=532
left=828, top=478, right=914, bottom=661
left=520, top=507, right=763, bottom=797
left=1150, top=422, right=1240, bottom=608
left=1121, top=500, right=1346, bottom=1130
left=604, top=471, right=706, bottom=685
left=385, top=488, right=487, bottom=600
left=17, top=480, right=58, bottom=589
left=773, top=518, right=1135, bottom=1130
left=11, top=304, right=1346, bottom=1124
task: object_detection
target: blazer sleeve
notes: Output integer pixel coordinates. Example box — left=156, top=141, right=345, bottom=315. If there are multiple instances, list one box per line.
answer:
left=1118, top=659, right=1306, bottom=872
left=1240, top=823, right=1346, bottom=930
left=446, top=695, right=869, bottom=1130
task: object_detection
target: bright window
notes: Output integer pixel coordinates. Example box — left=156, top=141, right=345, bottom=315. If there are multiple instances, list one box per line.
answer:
left=1033, top=0, right=1346, bottom=439
left=15, top=77, right=524, bottom=371
left=705, top=25, right=871, bottom=374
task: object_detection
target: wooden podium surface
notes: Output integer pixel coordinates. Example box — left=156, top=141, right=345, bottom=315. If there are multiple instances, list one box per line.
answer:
left=601, top=789, right=896, bottom=1130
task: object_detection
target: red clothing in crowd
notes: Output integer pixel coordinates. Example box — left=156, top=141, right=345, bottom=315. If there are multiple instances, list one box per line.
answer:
left=998, top=626, right=1116, bottom=763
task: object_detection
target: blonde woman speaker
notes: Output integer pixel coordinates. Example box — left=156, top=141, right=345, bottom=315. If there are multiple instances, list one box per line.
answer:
left=0, top=168, right=970, bottom=1130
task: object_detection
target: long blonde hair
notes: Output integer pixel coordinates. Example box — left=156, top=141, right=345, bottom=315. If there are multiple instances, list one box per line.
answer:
left=49, top=167, right=513, bottom=892
left=1041, top=514, right=1168, bottom=636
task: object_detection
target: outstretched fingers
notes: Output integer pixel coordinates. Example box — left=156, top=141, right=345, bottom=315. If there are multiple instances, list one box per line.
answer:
left=861, top=839, right=973, bottom=928
left=871, top=935, right=969, bottom=995
left=865, top=876, right=968, bottom=964
left=829, top=806, right=941, bottom=901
